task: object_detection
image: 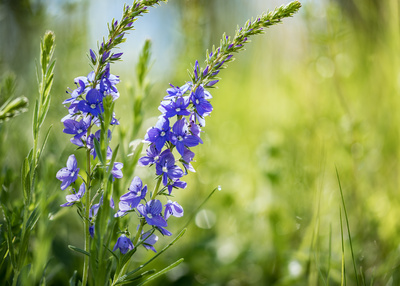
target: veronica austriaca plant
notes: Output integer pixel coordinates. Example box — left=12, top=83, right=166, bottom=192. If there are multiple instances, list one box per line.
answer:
left=56, top=1, right=301, bottom=285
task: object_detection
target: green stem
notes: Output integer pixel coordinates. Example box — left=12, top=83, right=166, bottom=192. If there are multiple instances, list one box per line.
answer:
left=113, top=178, right=162, bottom=283
left=82, top=126, right=92, bottom=286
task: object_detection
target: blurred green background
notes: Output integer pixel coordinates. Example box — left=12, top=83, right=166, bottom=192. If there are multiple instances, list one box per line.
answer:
left=1, top=0, right=400, bottom=285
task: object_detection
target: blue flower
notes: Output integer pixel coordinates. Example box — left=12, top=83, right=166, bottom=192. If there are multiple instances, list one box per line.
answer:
left=164, top=82, right=192, bottom=100
left=190, top=85, right=213, bottom=116
left=113, top=235, right=134, bottom=254
left=137, top=200, right=167, bottom=227
left=99, top=63, right=120, bottom=100
left=159, top=96, right=191, bottom=118
left=181, top=148, right=196, bottom=173
left=144, top=116, right=170, bottom=151
left=60, top=183, right=85, bottom=207
left=56, top=154, right=79, bottom=190
left=141, top=231, right=158, bottom=252
left=164, top=200, right=184, bottom=220
left=167, top=179, right=187, bottom=195
left=63, top=116, right=91, bottom=140
left=170, top=118, right=202, bottom=157
left=155, top=149, right=184, bottom=186
left=138, top=144, right=160, bottom=166
left=111, top=162, right=123, bottom=179
left=77, top=88, right=104, bottom=116
left=64, top=76, right=88, bottom=104
left=115, top=176, right=147, bottom=217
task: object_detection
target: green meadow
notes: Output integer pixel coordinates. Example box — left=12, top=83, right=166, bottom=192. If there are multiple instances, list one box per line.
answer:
left=1, top=0, right=399, bottom=285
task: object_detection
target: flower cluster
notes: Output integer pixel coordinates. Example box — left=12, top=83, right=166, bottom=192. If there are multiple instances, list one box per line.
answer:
left=56, top=61, right=122, bottom=232
left=112, top=78, right=213, bottom=253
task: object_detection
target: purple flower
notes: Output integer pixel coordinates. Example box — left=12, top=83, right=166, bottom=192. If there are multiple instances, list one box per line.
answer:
left=155, top=150, right=184, bottom=186
left=63, top=116, right=91, bottom=140
left=56, top=154, right=79, bottom=190
left=167, top=179, right=187, bottom=195
left=164, top=200, right=184, bottom=220
left=115, top=176, right=147, bottom=217
left=194, top=60, right=200, bottom=81
left=188, top=113, right=203, bottom=140
left=170, top=118, right=202, bottom=157
left=111, top=162, right=123, bottom=179
left=64, top=76, right=88, bottom=104
left=144, top=116, right=170, bottom=151
left=141, top=231, right=158, bottom=252
left=99, top=64, right=120, bottom=99
left=164, top=82, right=192, bottom=100
left=77, top=88, right=103, bottom=116
left=181, top=148, right=196, bottom=173
left=90, top=49, right=96, bottom=63
left=138, top=144, right=161, bottom=166
left=158, top=96, right=191, bottom=118
left=137, top=200, right=167, bottom=227
left=89, top=225, right=95, bottom=238
left=190, top=86, right=213, bottom=116
left=60, top=183, right=85, bottom=207
left=113, top=235, right=134, bottom=254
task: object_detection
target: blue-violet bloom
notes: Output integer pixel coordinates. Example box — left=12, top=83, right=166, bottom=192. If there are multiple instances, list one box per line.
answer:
left=137, top=200, right=167, bottom=228
left=164, top=200, right=184, bottom=220
left=56, top=154, right=79, bottom=190
left=170, top=118, right=202, bottom=157
left=155, top=150, right=184, bottom=186
left=60, top=183, right=85, bottom=207
left=113, top=235, right=134, bottom=254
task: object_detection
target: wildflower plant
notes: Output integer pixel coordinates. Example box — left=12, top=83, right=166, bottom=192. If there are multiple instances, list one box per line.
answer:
left=54, top=0, right=301, bottom=285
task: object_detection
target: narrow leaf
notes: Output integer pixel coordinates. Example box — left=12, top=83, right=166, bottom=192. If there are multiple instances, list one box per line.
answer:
left=136, top=258, right=184, bottom=286
left=118, top=228, right=186, bottom=282
left=68, top=245, right=91, bottom=257
left=93, top=137, right=104, bottom=165
left=114, top=270, right=155, bottom=285
left=25, top=207, right=40, bottom=231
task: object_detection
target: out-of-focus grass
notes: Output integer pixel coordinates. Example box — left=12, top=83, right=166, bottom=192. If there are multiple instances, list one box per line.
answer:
left=1, top=0, right=400, bottom=285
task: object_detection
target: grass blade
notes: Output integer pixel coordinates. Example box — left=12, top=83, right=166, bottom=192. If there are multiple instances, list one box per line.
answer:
left=336, top=168, right=359, bottom=285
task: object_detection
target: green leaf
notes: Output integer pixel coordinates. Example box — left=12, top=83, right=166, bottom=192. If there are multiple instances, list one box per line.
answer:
left=68, top=245, right=91, bottom=257
left=116, top=228, right=186, bottom=283
left=114, top=270, right=155, bottom=285
left=93, top=137, right=104, bottom=165
left=16, top=263, right=32, bottom=286
left=25, top=207, right=40, bottom=231
left=21, top=157, right=30, bottom=203
left=0, top=96, right=29, bottom=123
left=0, top=203, right=16, bottom=269
left=69, top=270, right=79, bottom=286
left=136, top=258, right=184, bottom=286
left=32, top=99, right=39, bottom=138
left=37, top=125, right=52, bottom=165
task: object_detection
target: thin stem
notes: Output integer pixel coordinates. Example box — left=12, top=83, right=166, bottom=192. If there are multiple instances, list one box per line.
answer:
left=82, top=126, right=92, bottom=286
